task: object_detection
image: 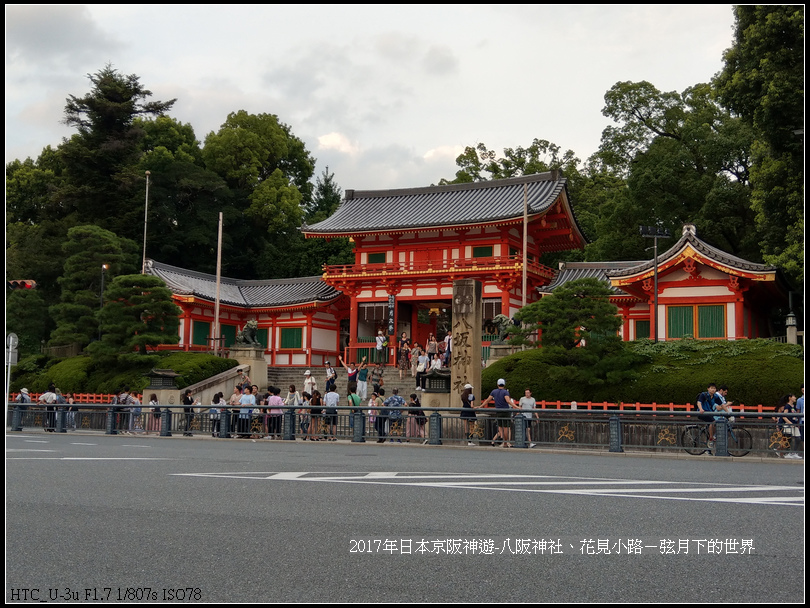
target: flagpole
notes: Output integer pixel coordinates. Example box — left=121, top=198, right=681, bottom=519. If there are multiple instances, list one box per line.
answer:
left=214, top=212, right=223, bottom=356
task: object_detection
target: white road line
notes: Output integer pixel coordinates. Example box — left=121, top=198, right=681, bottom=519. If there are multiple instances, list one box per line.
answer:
left=169, top=472, right=802, bottom=507
left=70, top=443, right=97, bottom=445
left=24, top=440, right=49, bottom=443
left=7, top=457, right=173, bottom=461
left=6, top=449, right=57, bottom=452
left=120, top=445, right=151, bottom=448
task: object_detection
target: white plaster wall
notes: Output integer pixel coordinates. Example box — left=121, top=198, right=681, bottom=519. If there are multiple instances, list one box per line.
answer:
left=312, top=327, right=336, bottom=350
left=657, top=307, right=666, bottom=341
left=660, top=285, right=732, bottom=298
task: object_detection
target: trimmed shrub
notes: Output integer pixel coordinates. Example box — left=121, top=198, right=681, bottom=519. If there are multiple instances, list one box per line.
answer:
left=9, top=352, right=240, bottom=395
left=39, top=356, right=93, bottom=394
left=482, top=338, right=803, bottom=408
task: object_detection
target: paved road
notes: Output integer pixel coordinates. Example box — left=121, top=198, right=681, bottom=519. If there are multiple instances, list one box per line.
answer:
left=6, top=431, right=804, bottom=603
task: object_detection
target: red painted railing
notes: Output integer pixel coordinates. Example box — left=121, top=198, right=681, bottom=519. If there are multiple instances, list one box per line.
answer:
left=8, top=393, right=143, bottom=404
left=323, top=255, right=555, bottom=280
left=6, top=392, right=779, bottom=413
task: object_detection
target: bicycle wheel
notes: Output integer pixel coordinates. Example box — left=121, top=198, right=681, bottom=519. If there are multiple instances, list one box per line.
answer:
left=728, top=427, right=752, bottom=457
left=681, top=426, right=707, bottom=455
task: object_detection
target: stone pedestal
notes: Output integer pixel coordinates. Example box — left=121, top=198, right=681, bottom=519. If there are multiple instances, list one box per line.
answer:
left=486, top=343, right=518, bottom=365
left=229, top=347, right=267, bottom=385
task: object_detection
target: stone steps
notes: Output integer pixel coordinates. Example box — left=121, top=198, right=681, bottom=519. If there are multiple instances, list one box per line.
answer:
left=266, top=365, right=424, bottom=399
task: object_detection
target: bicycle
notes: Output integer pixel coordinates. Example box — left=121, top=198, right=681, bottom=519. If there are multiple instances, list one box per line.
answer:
left=680, top=420, right=752, bottom=457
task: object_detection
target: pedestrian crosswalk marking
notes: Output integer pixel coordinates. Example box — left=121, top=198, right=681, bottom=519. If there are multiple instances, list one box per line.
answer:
left=171, top=472, right=803, bottom=506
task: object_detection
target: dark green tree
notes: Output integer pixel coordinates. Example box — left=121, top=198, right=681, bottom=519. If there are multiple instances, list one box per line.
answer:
left=6, top=289, right=50, bottom=355
left=137, top=115, right=202, bottom=164
left=513, top=278, right=621, bottom=350
left=57, top=65, right=176, bottom=239
left=511, top=278, right=637, bottom=387
left=306, top=166, right=343, bottom=223
left=5, top=147, right=65, bottom=225
left=134, top=117, right=235, bottom=274
left=439, top=139, right=581, bottom=185
left=714, top=5, right=804, bottom=287
left=49, top=225, right=139, bottom=348
left=88, top=274, right=180, bottom=357
left=586, top=80, right=758, bottom=262
left=202, top=111, right=316, bottom=278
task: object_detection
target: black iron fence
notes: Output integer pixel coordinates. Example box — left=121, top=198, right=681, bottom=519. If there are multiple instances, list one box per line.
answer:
left=5, top=404, right=803, bottom=459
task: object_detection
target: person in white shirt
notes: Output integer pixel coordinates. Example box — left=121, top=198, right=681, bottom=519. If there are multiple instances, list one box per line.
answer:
left=303, top=370, right=317, bottom=397
left=517, top=388, right=538, bottom=448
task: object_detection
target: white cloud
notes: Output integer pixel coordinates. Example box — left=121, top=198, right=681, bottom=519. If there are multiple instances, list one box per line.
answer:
left=423, top=145, right=464, bottom=162
left=318, top=132, right=360, bottom=156
left=4, top=4, right=737, bottom=193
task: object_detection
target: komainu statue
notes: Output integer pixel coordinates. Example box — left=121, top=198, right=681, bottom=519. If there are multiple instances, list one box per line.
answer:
left=236, top=319, right=262, bottom=346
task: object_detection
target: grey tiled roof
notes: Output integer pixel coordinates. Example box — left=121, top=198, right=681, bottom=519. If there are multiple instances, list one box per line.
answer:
left=145, top=260, right=341, bottom=308
left=538, top=261, right=644, bottom=295
left=303, top=172, right=582, bottom=235
left=605, top=224, right=777, bottom=278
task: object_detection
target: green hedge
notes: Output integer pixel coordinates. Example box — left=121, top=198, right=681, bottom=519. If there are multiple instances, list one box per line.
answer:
left=482, top=338, right=803, bottom=408
left=10, top=352, right=240, bottom=395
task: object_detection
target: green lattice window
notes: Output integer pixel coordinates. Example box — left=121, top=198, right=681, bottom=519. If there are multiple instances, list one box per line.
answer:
left=192, top=320, right=210, bottom=346
left=472, top=246, right=493, bottom=258
left=697, top=305, right=725, bottom=338
left=667, top=305, right=725, bottom=339
left=635, top=320, right=650, bottom=340
left=280, top=327, right=302, bottom=349
left=667, top=306, right=693, bottom=339
left=221, top=325, right=236, bottom=347
left=368, top=252, right=386, bottom=264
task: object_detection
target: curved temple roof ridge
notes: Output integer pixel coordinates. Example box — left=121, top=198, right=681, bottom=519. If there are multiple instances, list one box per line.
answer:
left=302, top=171, right=587, bottom=239
left=144, top=259, right=341, bottom=308
left=605, top=224, right=778, bottom=278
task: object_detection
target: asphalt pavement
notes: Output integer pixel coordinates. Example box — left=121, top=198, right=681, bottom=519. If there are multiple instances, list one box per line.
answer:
left=6, top=429, right=805, bottom=603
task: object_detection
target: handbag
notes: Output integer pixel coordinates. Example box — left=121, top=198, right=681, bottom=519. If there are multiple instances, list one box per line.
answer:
left=416, top=363, right=426, bottom=373
left=781, top=424, right=797, bottom=437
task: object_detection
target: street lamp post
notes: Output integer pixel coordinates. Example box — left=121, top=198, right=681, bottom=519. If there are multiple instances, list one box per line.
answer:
left=142, top=170, right=151, bottom=274
left=99, top=264, right=108, bottom=341
left=639, top=226, right=671, bottom=343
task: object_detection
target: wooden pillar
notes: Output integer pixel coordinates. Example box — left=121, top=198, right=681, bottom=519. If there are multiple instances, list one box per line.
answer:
left=349, top=291, right=358, bottom=361
left=649, top=298, right=656, bottom=340
left=734, top=298, right=744, bottom=340
left=620, top=305, right=631, bottom=341
left=411, top=301, right=419, bottom=342
left=268, top=314, right=277, bottom=366
left=305, top=311, right=314, bottom=367
left=500, top=289, right=510, bottom=318
left=182, top=308, right=192, bottom=351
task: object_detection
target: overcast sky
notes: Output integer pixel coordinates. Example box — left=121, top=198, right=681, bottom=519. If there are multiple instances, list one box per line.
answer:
left=6, top=4, right=736, bottom=191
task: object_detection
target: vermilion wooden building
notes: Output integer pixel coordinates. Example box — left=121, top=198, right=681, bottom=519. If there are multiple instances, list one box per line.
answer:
left=540, top=224, right=789, bottom=340
left=302, top=171, right=586, bottom=361
left=147, top=179, right=791, bottom=368
left=147, top=172, right=586, bottom=365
